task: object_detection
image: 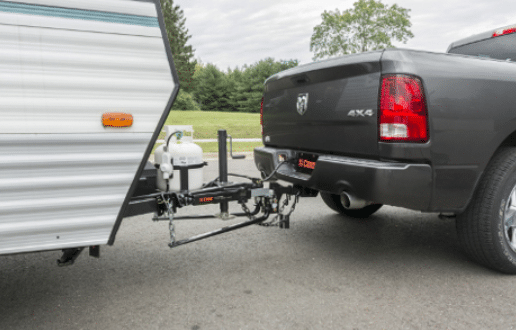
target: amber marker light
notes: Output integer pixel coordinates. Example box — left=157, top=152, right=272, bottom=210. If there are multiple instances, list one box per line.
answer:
left=102, top=113, right=133, bottom=127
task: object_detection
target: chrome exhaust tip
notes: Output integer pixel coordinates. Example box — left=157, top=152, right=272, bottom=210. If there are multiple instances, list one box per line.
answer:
left=340, top=192, right=370, bottom=210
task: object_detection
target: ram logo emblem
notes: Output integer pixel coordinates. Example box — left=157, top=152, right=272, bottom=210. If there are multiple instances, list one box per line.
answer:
left=347, top=109, right=374, bottom=117
left=297, top=93, right=309, bottom=115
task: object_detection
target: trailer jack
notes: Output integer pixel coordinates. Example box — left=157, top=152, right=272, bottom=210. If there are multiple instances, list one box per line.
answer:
left=140, top=129, right=318, bottom=249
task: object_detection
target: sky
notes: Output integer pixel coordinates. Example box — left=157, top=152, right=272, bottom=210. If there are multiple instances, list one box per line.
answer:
left=174, top=0, right=516, bottom=71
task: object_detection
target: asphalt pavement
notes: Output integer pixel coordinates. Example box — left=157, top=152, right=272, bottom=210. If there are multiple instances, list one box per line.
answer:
left=1, top=158, right=515, bottom=330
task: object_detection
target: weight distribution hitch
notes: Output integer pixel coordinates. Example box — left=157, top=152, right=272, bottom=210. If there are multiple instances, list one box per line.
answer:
left=142, top=129, right=317, bottom=248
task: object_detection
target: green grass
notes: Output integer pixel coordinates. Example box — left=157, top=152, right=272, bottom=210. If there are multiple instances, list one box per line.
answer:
left=153, top=110, right=262, bottom=154
left=196, top=141, right=263, bottom=153
left=163, top=110, right=261, bottom=140
left=151, top=141, right=263, bottom=154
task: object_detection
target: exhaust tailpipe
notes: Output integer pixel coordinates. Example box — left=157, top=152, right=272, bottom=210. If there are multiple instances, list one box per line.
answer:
left=340, top=192, right=371, bottom=210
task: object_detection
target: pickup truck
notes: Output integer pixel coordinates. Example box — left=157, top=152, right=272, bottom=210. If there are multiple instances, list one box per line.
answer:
left=254, top=24, right=516, bottom=273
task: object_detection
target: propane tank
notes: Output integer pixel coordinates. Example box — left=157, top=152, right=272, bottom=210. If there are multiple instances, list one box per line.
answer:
left=155, top=131, right=204, bottom=192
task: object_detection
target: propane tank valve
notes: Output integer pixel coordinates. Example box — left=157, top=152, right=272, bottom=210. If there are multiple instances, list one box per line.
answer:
left=159, top=152, right=173, bottom=180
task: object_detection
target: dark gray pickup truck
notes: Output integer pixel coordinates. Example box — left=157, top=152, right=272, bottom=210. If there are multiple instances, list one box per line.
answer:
left=254, top=24, right=516, bottom=273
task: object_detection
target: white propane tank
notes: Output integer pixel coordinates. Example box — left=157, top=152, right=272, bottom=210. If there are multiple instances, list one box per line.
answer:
left=155, top=138, right=204, bottom=192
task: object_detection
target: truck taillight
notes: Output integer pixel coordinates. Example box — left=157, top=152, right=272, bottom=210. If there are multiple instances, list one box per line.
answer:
left=379, top=75, right=428, bottom=143
left=493, top=25, right=516, bottom=37
left=260, top=96, right=264, bottom=136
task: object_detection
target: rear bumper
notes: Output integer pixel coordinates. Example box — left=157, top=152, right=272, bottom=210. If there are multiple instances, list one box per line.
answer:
left=254, top=146, right=432, bottom=211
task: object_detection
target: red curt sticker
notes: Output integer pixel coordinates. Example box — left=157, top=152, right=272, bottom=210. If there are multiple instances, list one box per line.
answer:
left=296, top=153, right=318, bottom=174
left=199, top=197, right=214, bottom=203
left=298, top=158, right=316, bottom=170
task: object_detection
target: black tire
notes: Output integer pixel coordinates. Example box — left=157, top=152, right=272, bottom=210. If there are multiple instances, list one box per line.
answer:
left=320, top=192, right=382, bottom=218
left=456, top=147, right=516, bottom=274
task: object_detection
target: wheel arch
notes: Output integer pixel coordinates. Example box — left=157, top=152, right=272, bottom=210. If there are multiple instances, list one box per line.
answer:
left=461, top=129, right=516, bottom=214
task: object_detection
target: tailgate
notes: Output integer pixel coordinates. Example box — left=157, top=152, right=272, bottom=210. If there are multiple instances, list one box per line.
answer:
left=262, top=51, right=383, bottom=157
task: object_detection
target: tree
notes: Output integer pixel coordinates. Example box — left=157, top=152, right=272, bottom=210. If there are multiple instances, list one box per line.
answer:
left=227, top=67, right=244, bottom=112
left=233, top=58, right=298, bottom=113
left=191, top=59, right=298, bottom=112
left=193, top=64, right=233, bottom=111
left=171, top=89, right=200, bottom=110
left=160, top=0, right=197, bottom=91
left=310, top=0, right=413, bottom=60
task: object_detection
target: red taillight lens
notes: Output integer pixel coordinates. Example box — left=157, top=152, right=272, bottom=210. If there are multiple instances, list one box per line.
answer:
left=260, top=96, right=264, bottom=135
left=379, top=75, right=428, bottom=143
left=493, top=25, right=516, bottom=37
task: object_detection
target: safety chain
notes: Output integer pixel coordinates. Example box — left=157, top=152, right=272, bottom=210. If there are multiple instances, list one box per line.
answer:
left=241, top=202, right=253, bottom=219
left=163, top=196, right=176, bottom=246
left=259, top=193, right=299, bottom=227
left=285, top=194, right=300, bottom=218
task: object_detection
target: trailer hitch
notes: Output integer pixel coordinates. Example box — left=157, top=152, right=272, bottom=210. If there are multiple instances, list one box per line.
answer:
left=152, top=181, right=304, bottom=248
left=148, top=129, right=318, bottom=249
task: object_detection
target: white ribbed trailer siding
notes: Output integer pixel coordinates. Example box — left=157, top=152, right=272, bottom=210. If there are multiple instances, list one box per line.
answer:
left=0, top=0, right=177, bottom=254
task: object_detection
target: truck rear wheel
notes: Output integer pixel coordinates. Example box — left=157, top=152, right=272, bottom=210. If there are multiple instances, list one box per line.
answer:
left=320, top=192, right=382, bottom=218
left=456, top=147, right=516, bottom=274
